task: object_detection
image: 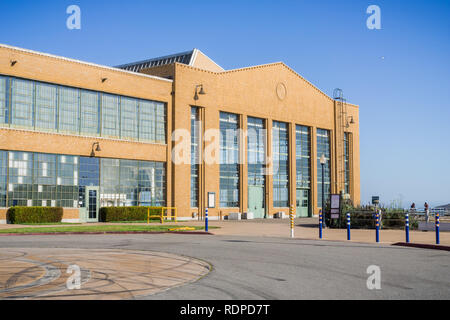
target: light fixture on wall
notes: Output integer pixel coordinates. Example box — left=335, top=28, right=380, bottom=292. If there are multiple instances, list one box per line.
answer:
left=194, top=84, right=206, bottom=101
left=346, top=116, right=355, bottom=128
left=10, top=60, right=17, bottom=67
left=90, top=142, right=101, bottom=157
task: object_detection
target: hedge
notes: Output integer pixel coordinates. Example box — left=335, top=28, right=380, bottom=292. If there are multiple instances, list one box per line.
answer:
left=99, top=206, right=165, bottom=222
left=325, top=209, right=419, bottom=230
left=7, top=207, right=63, bottom=224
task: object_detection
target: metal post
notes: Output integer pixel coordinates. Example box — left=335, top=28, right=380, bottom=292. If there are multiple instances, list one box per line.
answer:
left=319, top=209, right=323, bottom=239
left=321, top=163, right=326, bottom=228
left=375, top=211, right=380, bottom=243
left=405, top=212, right=410, bottom=243
left=290, top=205, right=295, bottom=238
left=436, top=212, right=440, bottom=245
left=205, top=208, right=209, bottom=232
left=347, top=212, right=351, bottom=241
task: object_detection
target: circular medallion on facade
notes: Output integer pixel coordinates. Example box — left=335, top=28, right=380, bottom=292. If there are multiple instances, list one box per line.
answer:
left=276, top=82, right=287, bottom=100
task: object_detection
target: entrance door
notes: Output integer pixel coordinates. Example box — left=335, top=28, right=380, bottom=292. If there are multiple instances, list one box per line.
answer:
left=86, top=186, right=100, bottom=222
left=296, top=189, right=310, bottom=217
left=248, top=186, right=265, bottom=219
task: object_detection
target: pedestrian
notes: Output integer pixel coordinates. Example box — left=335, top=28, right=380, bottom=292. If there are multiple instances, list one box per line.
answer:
left=410, top=202, right=416, bottom=213
left=424, top=202, right=430, bottom=224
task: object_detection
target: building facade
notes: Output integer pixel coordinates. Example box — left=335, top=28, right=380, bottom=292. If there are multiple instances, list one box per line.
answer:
left=0, top=44, right=360, bottom=223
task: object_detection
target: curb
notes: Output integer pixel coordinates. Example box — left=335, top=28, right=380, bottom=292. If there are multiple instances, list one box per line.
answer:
left=0, top=231, right=214, bottom=237
left=392, top=242, right=450, bottom=252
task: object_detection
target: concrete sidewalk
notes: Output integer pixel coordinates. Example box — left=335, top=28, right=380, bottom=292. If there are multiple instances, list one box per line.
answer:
left=183, top=218, right=450, bottom=246
left=0, top=218, right=448, bottom=246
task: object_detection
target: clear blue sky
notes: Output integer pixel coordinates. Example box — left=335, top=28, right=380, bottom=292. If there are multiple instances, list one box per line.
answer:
left=1, top=0, right=449, bottom=208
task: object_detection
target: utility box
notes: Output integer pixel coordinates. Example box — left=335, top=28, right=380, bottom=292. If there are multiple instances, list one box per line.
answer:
left=242, top=212, right=254, bottom=220
left=274, top=212, right=286, bottom=219
left=228, top=212, right=242, bottom=220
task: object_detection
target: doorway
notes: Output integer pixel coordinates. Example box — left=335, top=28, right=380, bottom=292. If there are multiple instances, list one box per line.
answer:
left=296, top=188, right=310, bottom=217
left=86, top=186, right=100, bottom=222
left=248, top=186, right=265, bottom=219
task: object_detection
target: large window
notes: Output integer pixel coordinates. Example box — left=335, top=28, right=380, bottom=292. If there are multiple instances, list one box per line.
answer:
left=273, top=121, right=289, bottom=207
left=80, top=90, right=99, bottom=135
left=120, top=97, right=138, bottom=140
left=190, top=107, right=200, bottom=207
left=247, top=117, right=265, bottom=187
left=35, top=83, right=57, bottom=131
left=220, top=112, right=240, bottom=208
left=344, top=132, right=351, bottom=194
left=296, top=125, right=311, bottom=189
left=317, top=128, right=331, bottom=208
left=11, top=79, right=34, bottom=128
left=58, top=86, right=79, bottom=133
left=100, top=159, right=165, bottom=207
left=101, top=94, right=120, bottom=138
left=1, top=150, right=165, bottom=208
left=0, top=75, right=167, bottom=144
left=0, top=76, right=8, bottom=125
left=0, top=151, right=7, bottom=207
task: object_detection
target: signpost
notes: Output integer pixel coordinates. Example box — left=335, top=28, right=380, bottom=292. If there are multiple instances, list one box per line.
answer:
left=330, top=194, right=341, bottom=220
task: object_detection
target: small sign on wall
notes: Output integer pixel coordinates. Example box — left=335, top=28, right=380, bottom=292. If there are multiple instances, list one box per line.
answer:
left=208, top=192, right=216, bottom=209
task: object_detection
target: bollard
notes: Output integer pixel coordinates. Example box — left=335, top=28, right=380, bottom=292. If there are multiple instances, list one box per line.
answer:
left=405, top=212, right=410, bottom=243
left=436, top=212, right=440, bottom=245
left=205, top=208, right=209, bottom=232
left=319, top=210, right=323, bottom=239
left=290, top=205, right=295, bottom=238
left=375, top=211, right=380, bottom=243
left=347, top=212, right=351, bottom=241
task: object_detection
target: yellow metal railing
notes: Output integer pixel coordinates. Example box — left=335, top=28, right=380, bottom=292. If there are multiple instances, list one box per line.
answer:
left=147, top=207, right=177, bottom=224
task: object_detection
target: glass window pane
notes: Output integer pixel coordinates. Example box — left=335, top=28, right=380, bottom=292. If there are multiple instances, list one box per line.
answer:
left=80, top=90, right=99, bottom=135
left=220, top=112, right=239, bottom=208
left=35, top=83, right=57, bottom=131
left=120, top=97, right=138, bottom=140
left=101, top=94, right=119, bottom=137
left=273, top=121, right=289, bottom=207
left=317, top=128, right=331, bottom=208
left=58, top=86, right=79, bottom=133
left=11, top=79, right=34, bottom=128
left=0, top=76, right=7, bottom=125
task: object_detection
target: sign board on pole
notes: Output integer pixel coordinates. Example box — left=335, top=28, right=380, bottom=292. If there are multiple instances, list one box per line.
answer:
left=330, top=194, right=341, bottom=219
left=372, top=196, right=380, bottom=205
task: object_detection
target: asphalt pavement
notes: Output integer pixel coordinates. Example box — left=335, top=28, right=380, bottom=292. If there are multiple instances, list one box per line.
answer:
left=0, top=233, right=449, bottom=300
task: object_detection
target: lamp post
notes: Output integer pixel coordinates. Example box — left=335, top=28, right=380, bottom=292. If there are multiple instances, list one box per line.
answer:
left=320, top=154, right=327, bottom=228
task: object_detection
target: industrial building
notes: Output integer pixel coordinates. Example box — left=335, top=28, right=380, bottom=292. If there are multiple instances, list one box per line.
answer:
left=0, top=44, right=360, bottom=222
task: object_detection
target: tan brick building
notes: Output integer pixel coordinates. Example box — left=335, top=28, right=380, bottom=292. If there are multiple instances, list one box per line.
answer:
left=0, top=44, right=359, bottom=223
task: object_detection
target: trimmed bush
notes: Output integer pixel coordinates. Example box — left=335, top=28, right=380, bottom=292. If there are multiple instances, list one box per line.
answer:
left=99, top=206, right=165, bottom=222
left=7, top=207, right=63, bottom=224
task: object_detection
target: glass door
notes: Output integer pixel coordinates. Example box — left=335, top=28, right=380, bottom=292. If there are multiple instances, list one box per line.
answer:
left=85, top=186, right=99, bottom=222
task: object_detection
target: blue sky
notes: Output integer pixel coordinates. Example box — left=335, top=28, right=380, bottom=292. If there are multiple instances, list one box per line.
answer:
left=1, top=0, right=449, bottom=207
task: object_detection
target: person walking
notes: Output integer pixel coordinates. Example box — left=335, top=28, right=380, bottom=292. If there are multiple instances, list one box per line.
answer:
left=410, top=202, right=416, bottom=212
left=424, top=202, right=430, bottom=224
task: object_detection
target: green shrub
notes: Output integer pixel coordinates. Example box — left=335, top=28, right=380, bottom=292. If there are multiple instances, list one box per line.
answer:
left=325, top=203, right=419, bottom=230
left=7, top=207, right=63, bottom=224
left=99, top=206, right=165, bottom=222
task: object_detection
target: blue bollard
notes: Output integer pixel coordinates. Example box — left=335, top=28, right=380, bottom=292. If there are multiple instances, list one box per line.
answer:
left=436, top=212, right=440, bottom=245
left=205, top=208, right=209, bottom=232
left=375, top=211, right=380, bottom=243
left=347, top=212, right=351, bottom=241
left=405, top=212, right=410, bottom=243
left=319, top=210, right=323, bottom=239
